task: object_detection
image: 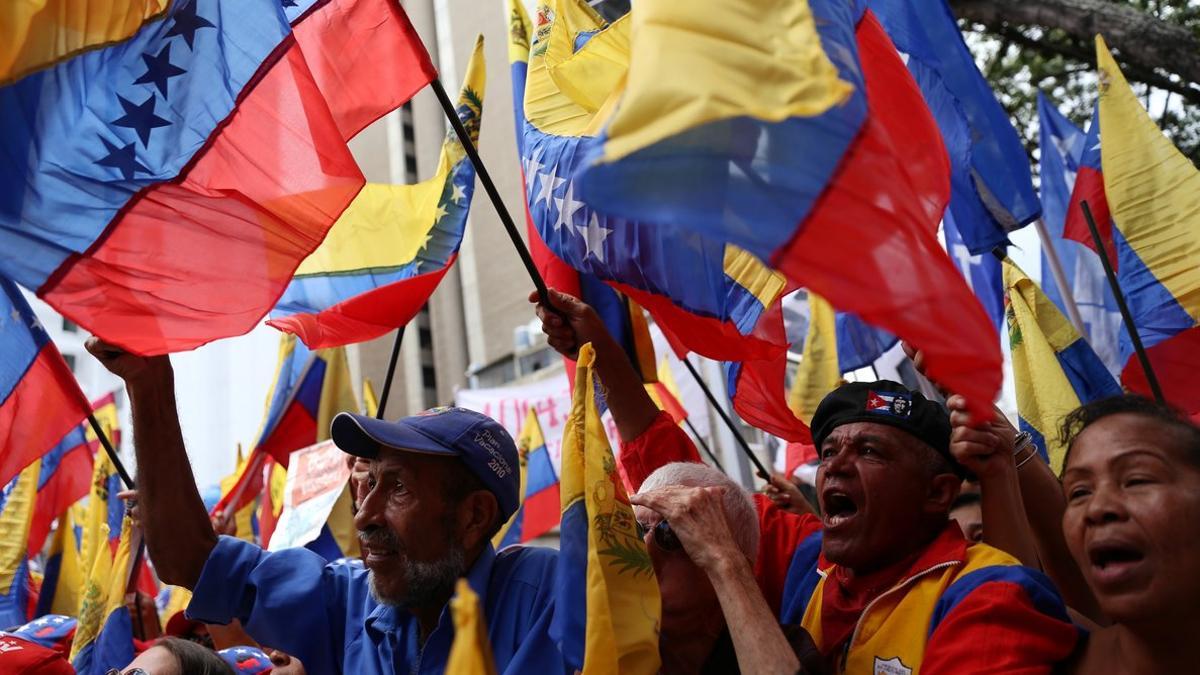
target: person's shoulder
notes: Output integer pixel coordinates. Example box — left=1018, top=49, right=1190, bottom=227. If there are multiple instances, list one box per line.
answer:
left=935, top=546, right=1070, bottom=623
left=493, top=544, right=558, bottom=586
left=753, top=494, right=822, bottom=537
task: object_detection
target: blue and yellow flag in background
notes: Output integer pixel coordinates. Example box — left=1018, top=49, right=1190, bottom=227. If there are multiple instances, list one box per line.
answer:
left=70, top=516, right=136, bottom=675
left=493, top=408, right=560, bottom=549
left=551, top=343, right=660, bottom=674
left=269, top=36, right=486, bottom=350
left=36, top=501, right=87, bottom=618
left=1004, top=259, right=1121, bottom=472
left=0, top=461, right=39, bottom=628
left=77, top=446, right=123, bottom=613
left=1093, top=37, right=1200, bottom=417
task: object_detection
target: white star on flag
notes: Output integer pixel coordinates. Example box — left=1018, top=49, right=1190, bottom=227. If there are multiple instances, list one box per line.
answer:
left=450, top=183, right=467, bottom=204
left=536, top=173, right=565, bottom=210
left=523, top=148, right=545, bottom=188
left=553, top=180, right=586, bottom=231
left=575, top=212, right=612, bottom=263
left=9, top=308, right=22, bottom=328
left=433, top=204, right=449, bottom=224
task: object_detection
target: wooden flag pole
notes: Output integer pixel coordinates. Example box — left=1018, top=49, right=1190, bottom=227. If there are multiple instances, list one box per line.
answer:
left=1079, top=200, right=1165, bottom=403
left=680, top=356, right=771, bottom=480
left=1033, top=218, right=1089, bottom=336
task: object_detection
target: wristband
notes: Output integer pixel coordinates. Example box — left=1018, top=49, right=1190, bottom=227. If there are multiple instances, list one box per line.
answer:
left=1011, top=431, right=1034, bottom=456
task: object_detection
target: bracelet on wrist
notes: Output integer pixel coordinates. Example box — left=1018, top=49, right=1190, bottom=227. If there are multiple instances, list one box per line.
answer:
left=1015, top=449, right=1039, bottom=470
left=1011, top=431, right=1034, bottom=456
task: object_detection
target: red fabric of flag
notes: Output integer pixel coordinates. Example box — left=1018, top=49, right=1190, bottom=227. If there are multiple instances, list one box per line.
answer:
left=774, top=12, right=1000, bottom=418
left=42, top=0, right=437, bottom=355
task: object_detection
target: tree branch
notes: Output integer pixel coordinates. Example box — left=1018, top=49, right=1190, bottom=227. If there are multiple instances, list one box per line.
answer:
left=951, top=0, right=1200, bottom=104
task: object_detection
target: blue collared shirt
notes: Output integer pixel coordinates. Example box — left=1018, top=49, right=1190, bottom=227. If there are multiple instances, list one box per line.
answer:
left=188, top=536, right=565, bottom=675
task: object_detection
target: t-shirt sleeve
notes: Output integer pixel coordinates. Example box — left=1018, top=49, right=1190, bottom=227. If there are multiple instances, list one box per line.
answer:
left=753, top=495, right=822, bottom=617
left=186, top=536, right=358, bottom=674
left=617, top=410, right=703, bottom=492
left=921, top=566, right=1082, bottom=675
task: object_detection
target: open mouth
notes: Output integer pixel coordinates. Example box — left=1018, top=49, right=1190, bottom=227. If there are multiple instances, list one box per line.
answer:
left=822, top=491, right=859, bottom=529
left=1087, top=541, right=1145, bottom=585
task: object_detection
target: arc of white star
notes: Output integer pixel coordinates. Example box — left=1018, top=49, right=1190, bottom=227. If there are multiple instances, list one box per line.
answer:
left=523, top=148, right=545, bottom=185
left=433, top=204, right=450, bottom=224
left=536, top=172, right=565, bottom=210
left=6, top=308, right=17, bottom=327
left=450, top=183, right=467, bottom=203
left=553, top=180, right=586, bottom=231
left=575, top=212, right=612, bottom=263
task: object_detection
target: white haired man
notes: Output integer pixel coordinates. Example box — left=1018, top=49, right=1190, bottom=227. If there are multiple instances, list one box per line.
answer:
left=632, top=462, right=822, bottom=674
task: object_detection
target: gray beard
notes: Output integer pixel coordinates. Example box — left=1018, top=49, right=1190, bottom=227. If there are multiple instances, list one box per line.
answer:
left=370, top=544, right=467, bottom=609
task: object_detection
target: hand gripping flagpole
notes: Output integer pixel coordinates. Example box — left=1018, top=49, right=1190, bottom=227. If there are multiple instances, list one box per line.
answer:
left=680, top=357, right=772, bottom=481
left=1079, top=200, right=1165, bottom=403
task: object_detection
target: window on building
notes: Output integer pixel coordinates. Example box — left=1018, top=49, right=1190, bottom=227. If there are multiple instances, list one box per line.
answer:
left=421, top=366, right=436, bottom=389
left=63, top=353, right=76, bottom=373
left=62, top=318, right=78, bottom=333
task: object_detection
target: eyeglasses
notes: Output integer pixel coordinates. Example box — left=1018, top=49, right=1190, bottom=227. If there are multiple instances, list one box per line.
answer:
left=636, top=519, right=681, bottom=552
left=106, top=669, right=148, bottom=675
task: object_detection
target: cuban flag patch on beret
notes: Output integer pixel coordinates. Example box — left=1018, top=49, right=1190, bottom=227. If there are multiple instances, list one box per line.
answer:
left=866, top=391, right=912, bottom=418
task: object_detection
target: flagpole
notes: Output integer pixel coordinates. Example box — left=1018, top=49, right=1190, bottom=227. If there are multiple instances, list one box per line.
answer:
left=682, top=417, right=725, bottom=472
left=375, top=326, right=406, bottom=420
left=1079, top=201, right=1165, bottom=403
left=680, top=357, right=771, bottom=480
left=1033, top=218, right=1088, bottom=335
left=429, top=79, right=568, bottom=326
left=86, top=414, right=134, bottom=489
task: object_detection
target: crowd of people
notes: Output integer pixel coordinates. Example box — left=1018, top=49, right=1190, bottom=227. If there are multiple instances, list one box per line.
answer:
left=5, top=288, right=1198, bottom=674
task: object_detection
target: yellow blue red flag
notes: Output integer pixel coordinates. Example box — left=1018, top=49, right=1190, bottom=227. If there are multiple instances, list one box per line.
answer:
left=36, top=501, right=87, bottom=618
left=0, top=461, right=39, bottom=627
left=70, top=516, right=136, bottom=675
left=0, top=0, right=436, bottom=355
left=514, top=0, right=809, bottom=442
left=575, top=1, right=1002, bottom=419
left=551, top=342, right=660, bottom=674
left=1089, top=37, right=1200, bottom=416
left=1004, top=259, right=1121, bottom=472
left=493, top=408, right=560, bottom=549
left=268, top=37, right=487, bottom=350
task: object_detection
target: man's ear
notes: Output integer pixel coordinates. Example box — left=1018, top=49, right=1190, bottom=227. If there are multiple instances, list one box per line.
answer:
left=926, top=472, right=962, bottom=516
left=458, top=490, right=501, bottom=551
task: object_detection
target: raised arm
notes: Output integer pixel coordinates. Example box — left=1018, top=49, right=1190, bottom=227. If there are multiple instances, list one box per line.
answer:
left=947, top=395, right=1041, bottom=567
left=86, top=338, right=216, bottom=588
left=530, top=288, right=660, bottom=443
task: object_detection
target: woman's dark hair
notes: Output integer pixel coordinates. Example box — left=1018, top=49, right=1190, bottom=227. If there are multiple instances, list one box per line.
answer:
left=153, top=636, right=236, bottom=675
left=1059, top=394, right=1200, bottom=469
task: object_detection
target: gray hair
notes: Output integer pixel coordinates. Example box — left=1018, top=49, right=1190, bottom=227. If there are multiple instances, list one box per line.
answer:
left=639, top=462, right=760, bottom=563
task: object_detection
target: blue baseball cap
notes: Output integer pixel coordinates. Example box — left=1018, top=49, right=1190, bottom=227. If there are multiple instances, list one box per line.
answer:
left=331, top=407, right=520, bottom=520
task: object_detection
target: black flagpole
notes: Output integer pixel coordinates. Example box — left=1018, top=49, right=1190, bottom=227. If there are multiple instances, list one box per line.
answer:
left=374, top=326, right=406, bottom=420
left=680, top=357, right=771, bottom=480
left=86, top=413, right=134, bottom=489
left=1079, top=200, right=1165, bottom=403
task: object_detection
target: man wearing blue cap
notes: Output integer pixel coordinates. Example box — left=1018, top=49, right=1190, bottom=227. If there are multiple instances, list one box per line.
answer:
left=86, top=339, right=565, bottom=675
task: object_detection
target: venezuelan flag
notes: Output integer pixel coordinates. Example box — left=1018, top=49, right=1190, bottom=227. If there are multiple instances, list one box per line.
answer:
left=1, top=1, right=168, bottom=85
left=867, top=0, right=1041, bottom=253
left=513, top=0, right=807, bottom=442
left=77, top=448, right=124, bottom=609
left=1076, top=38, right=1200, bottom=415
left=646, top=358, right=688, bottom=425
left=268, top=37, right=487, bottom=350
left=551, top=343, right=660, bottom=674
left=577, top=1, right=1002, bottom=418
left=217, top=446, right=259, bottom=544
left=493, top=408, right=560, bottom=549
left=1004, top=259, right=1121, bottom=472
left=446, top=579, right=498, bottom=675
left=34, top=502, right=87, bottom=618
left=71, top=516, right=136, bottom=675
left=0, top=0, right=436, bottom=355
left=0, top=279, right=91, bottom=489
left=1036, top=94, right=1123, bottom=375
left=0, top=462, right=39, bottom=628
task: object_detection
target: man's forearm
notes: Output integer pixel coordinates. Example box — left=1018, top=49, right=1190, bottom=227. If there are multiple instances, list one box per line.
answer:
left=127, top=364, right=217, bottom=588
left=589, top=331, right=660, bottom=443
left=707, top=554, right=801, bottom=675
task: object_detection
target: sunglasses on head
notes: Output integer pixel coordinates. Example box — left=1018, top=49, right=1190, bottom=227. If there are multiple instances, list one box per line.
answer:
left=636, top=519, right=682, bottom=552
